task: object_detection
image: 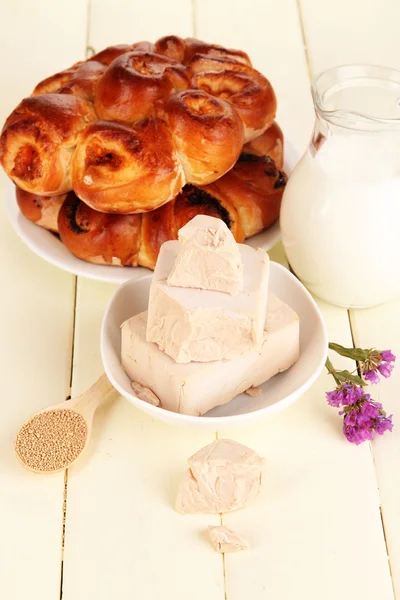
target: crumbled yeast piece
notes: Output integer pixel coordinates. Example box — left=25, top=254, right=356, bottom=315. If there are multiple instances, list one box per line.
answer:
left=131, top=381, right=160, bottom=407
left=175, top=439, right=265, bottom=514
left=245, top=386, right=262, bottom=397
left=208, top=526, right=249, bottom=553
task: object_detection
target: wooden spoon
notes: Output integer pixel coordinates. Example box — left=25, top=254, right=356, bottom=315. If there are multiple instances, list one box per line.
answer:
left=15, top=374, right=115, bottom=473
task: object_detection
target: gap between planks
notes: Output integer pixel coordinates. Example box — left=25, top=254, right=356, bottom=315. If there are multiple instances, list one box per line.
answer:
left=295, top=0, right=313, bottom=80
left=60, top=274, right=78, bottom=599
left=60, top=3, right=93, bottom=592
left=348, top=309, right=396, bottom=598
left=85, top=0, right=93, bottom=57
left=191, top=0, right=197, bottom=38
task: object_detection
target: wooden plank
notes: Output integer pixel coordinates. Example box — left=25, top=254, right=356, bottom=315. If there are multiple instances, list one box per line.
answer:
left=299, top=0, right=400, bottom=75
left=62, top=278, right=223, bottom=600
left=350, top=304, right=400, bottom=596
left=299, top=0, right=400, bottom=595
left=197, top=1, right=394, bottom=598
left=89, top=0, right=193, bottom=52
left=0, top=2, right=87, bottom=599
left=0, top=173, right=75, bottom=600
left=63, top=4, right=223, bottom=599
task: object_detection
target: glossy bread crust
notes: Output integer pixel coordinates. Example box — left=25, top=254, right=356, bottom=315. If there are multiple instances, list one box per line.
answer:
left=70, top=118, right=184, bottom=213
left=94, top=51, right=191, bottom=123
left=58, top=191, right=142, bottom=266
left=0, top=94, right=96, bottom=195
left=15, top=186, right=66, bottom=232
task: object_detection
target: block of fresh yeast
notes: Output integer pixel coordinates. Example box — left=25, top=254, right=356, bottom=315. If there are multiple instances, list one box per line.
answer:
left=167, top=215, right=243, bottom=295
left=122, top=294, right=300, bottom=416
left=146, top=240, right=270, bottom=363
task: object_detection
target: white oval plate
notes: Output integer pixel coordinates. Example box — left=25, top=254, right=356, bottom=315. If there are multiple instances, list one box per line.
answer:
left=6, top=141, right=299, bottom=284
left=100, top=262, right=327, bottom=429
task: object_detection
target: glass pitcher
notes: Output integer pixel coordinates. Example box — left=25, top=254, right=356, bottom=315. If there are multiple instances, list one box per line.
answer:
left=281, top=64, right=400, bottom=308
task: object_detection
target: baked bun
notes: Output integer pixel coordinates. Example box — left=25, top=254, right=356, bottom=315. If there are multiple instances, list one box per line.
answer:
left=33, top=61, right=106, bottom=101
left=94, top=51, right=191, bottom=123
left=243, top=121, right=283, bottom=168
left=154, top=35, right=187, bottom=63
left=16, top=186, right=65, bottom=232
left=70, top=118, right=184, bottom=213
left=157, top=90, right=244, bottom=185
left=201, top=152, right=286, bottom=237
left=88, top=44, right=134, bottom=66
left=0, top=94, right=95, bottom=195
left=130, top=41, right=156, bottom=53
left=173, top=185, right=244, bottom=242
left=58, top=192, right=142, bottom=265
left=138, top=200, right=178, bottom=269
left=192, top=69, right=276, bottom=142
left=183, top=38, right=251, bottom=65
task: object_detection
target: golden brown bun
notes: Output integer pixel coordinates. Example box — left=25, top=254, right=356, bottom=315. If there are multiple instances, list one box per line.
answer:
left=201, top=152, right=286, bottom=238
left=58, top=192, right=142, bottom=265
left=0, top=94, right=96, bottom=195
left=15, top=186, right=66, bottom=232
left=183, top=38, right=252, bottom=66
left=88, top=44, right=133, bottom=65
left=130, top=41, right=156, bottom=53
left=94, top=51, right=191, bottom=123
left=157, top=90, right=244, bottom=185
left=188, top=54, right=253, bottom=75
left=192, top=69, right=276, bottom=142
left=173, top=185, right=244, bottom=242
left=243, top=121, right=284, bottom=169
left=138, top=200, right=178, bottom=269
left=154, top=35, right=186, bottom=62
left=70, top=118, right=184, bottom=213
left=33, top=61, right=106, bottom=101
left=32, top=64, right=79, bottom=95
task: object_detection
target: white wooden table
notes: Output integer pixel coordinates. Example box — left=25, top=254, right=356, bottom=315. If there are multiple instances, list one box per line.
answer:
left=1, top=1, right=399, bottom=598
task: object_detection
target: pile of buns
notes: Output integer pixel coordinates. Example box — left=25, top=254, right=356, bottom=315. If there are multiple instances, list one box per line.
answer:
left=0, top=35, right=287, bottom=270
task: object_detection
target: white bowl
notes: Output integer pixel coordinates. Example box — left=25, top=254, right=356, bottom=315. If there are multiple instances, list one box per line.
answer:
left=6, top=140, right=299, bottom=284
left=100, top=262, right=328, bottom=429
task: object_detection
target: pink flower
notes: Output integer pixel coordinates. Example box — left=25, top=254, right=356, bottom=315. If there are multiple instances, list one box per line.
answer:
left=326, top=343, right=395, bottom=444
left=364, top=370, right=380, bottom=384
left=380, top=350, right=396, bottom=362
left=378, top=362, right=394, bottom=378
left=341, top=399, right=392, bottom=445
left=326, top=384, right=365, bottom=408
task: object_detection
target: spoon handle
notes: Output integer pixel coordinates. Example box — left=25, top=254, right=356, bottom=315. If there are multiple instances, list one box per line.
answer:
left=76, top=374, right=115, bottom=417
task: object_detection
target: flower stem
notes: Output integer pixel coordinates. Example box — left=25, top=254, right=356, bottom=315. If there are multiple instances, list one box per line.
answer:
left=325, top=357, right=342, bottom=386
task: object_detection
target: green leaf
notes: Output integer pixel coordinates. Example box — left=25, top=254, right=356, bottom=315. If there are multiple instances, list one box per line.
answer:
left=325, top=357, right=342, bottom=386
left=335, top=370, right=366, bottom=387
left=328, top=343, right=369, bottom=362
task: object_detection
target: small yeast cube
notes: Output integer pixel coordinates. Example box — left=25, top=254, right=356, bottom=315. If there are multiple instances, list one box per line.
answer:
left=167, top=215, right=243, bottom=295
